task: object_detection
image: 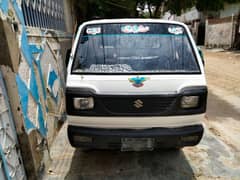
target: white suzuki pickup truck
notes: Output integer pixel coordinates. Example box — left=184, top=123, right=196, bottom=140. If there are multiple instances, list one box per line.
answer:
left=66, top=19, right=207, bottom=151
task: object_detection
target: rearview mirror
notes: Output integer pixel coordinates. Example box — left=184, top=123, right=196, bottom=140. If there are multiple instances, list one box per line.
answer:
left=80, top=36, right=88, bottom=44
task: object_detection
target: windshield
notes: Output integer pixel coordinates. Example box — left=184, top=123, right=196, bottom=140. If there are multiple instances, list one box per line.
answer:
left=72, top=23, right=200, bottom=74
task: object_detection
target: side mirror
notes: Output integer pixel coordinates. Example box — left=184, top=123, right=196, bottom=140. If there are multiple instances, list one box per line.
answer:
left=66, top=49, right=71, bottom=68
left=197, top=47, right=205, bottom=66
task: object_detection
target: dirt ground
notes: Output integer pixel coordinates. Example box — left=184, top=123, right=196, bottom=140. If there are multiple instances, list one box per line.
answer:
left=204, top=49, right=240, bottom=150
left=43, top=49, right=240, bottom=180
left=201, top=49, right=240, bottom=179
left=205, top=50, right=240, bottom=96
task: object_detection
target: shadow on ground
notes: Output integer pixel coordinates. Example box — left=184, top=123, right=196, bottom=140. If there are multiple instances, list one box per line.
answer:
left=65, top=149, right=195, bottom=180
left=207, top=92, right=240, bottom=121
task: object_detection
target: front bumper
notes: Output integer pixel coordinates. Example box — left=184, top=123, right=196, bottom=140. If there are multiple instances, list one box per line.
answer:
left=68, top=125, right=204, bottom=149
left=67, top=114, right=204, bottom=128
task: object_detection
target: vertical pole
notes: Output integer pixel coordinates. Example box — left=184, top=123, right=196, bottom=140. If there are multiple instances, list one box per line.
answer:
left=231, top=13, right=235, bottom=49
left=205, top=19, right=208, bottom=48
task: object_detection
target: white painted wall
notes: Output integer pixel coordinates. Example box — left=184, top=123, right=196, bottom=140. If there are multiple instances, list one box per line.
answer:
left=205, top=20, right=234, bottom=48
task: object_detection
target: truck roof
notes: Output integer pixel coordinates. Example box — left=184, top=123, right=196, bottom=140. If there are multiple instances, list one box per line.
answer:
left=80, top=18, right=186, bottom=28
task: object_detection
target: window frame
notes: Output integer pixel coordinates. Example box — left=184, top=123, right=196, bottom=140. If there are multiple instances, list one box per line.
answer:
left=71, top=23, right=201, bottom=75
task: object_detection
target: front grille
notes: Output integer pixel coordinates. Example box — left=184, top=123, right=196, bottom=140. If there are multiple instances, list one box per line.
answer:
left=99, top=96, right=177, bottom=115
left=66, top=86, right=207, bottom=116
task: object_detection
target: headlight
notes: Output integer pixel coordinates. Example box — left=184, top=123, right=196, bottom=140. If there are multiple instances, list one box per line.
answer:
left=181, top=96, right=199, bottom=109
left=73, top=97, right=94, bottom=110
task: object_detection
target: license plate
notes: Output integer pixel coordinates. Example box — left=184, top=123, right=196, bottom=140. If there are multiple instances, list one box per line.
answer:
left=121, top=138, right=154, bottom=151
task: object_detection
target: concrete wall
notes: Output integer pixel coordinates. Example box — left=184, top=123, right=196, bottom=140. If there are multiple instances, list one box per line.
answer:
left=63, top=0, right=76, bottom=33
left=205, top=2, right=240, bottom=49
left=0, top=0, right=74, bottom=178
left=0, top=71, right=26, bottom=180
left=205, top=17, right=237, bottom=49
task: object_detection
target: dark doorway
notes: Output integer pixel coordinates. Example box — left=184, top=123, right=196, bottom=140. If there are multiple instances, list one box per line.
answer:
left=233, top=16, right=240, bottom=50
left=197, top=23, right=205, bottom=46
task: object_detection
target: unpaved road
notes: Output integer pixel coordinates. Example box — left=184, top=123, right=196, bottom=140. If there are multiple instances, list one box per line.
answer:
left=43, top=50, right=240, bottom=180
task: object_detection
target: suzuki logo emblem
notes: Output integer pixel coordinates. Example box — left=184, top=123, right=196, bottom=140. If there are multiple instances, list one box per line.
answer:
left=134, top=99, right=144, bottom=109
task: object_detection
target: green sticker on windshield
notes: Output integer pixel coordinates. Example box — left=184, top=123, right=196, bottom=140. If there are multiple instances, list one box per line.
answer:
left=121, top=25, right=150, bottom=34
